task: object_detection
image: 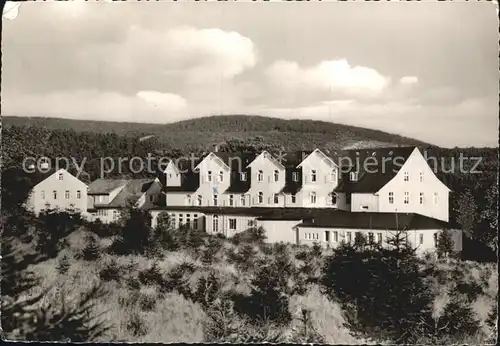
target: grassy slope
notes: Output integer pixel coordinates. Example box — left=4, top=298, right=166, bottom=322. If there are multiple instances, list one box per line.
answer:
left=28, top=229, right=497, bottom=343
left=2, top=115, right=432, bottom=150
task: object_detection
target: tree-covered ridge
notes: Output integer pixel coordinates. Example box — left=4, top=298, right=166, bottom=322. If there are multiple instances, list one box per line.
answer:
left=3, top=115, right=430, bottom=149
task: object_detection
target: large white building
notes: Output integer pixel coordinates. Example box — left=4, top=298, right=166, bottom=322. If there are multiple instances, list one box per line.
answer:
left=24, top=146, right=458, bottom=253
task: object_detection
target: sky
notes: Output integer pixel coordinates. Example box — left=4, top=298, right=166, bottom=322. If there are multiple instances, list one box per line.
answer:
left=2, top=1, right=498, bottom=148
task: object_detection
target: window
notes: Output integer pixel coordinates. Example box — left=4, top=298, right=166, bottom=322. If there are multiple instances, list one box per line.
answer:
left=186, top=214, right=191, bottom=229
left=329, top=193, right=337, bottom=205
left=349, top=172, right=358, bottom=181
left=168, top=173, right=172, bottom=178
left=433, top=233, right=438, bottom=247
left=311, top=170, right=317, bottom=182
left=213, top=215, right=219, bottom=233
left=433, top=192, right=439, bottom=204
left=219, top=171, right=224, bottom=182
left=258, top=170, right=264, bottom=182
left=330, top=170, right=337, bottom=182
left=325, top=231, right=330, bottom=242
left=58, top=173, right=63, bottom=181
left=388, top=192, right=394, bottom=204
left=240, top=194, right=246, bottom=206
left=310, top=191, right=317, bottom=204
left=240, top=172, right=247, bottom=181
left=291, top=194, right=296, bottom=204
left=273, top=193, right=279, bottom=204
left=113, top=210, right=119, bottom=220
left=346, top=231, right=352, bottom=243
left=193, top=214, right=199, bottom=229
left=53, top=191, right=57, bottom=200
left=179, top=214, right=184, bottom=226
left=207, top=171, right=212, bottom=182
left=77, top=190, right=81, bottom=199
left=187, top=194, right=192, bottom=205
left=419, top=233, right=424, bottom=245
left=419, top=192, right=424, bottom=204
left=404, top=192, right=409, bottom=204
left=404, top=171, right=409, bottom=181
left=377, top=233, right=383, bottom=245
left=274, top=170, right=279, bottom=182
left=368, top=232, right=374, bottom=243
left=149, top=195, right=155, bottom=202
left=197, top=195, right=203, bottom=206
left=213, top=194, right=218, bottom=206
left=229, top=195, right=234, bottom=206
left=65, top=190, right=70, bottom=199
left=41, top=190, right=45, bottom=199
left=292, top=172, right=298, bottom=182
left=419, top=172, right=424, bottom=182
left=333, top=231, right=338, bottom=242
left=258, top=192, right=263, bottom=204
left=229, top=218, right=237, bottom=230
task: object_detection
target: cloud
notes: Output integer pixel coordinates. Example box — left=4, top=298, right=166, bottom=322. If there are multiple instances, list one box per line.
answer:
left=399, top=76, right=418, bottom=85
left=266, top=59, right=390, bottom=97
left=136, top=91, right=187, bottom=112
left=3, top=90, right=189, bottom=123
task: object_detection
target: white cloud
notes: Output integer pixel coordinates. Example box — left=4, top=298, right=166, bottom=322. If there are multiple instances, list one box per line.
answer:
left=266, top=59, right=390, bottom=97
left=3, top=90, right=189, bottom=123
left=399, top=76, right=418, bottom=85
left=136, top=91, right=187, bottom=112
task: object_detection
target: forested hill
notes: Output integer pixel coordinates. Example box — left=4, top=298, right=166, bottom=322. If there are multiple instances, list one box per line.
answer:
left=2, top=115, right=430, bottom=149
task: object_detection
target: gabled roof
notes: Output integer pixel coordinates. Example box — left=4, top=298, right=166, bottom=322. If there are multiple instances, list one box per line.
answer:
left=297, top=148, right=338, bottom=168
left=297, top=211, right=448, bottom=230
left=246, top=150, right=286, bottom=169
left=335, top=146, right=416, bottom=193
left=106, top=178, right=156, bottom=208
left=194, top=152, right=230, bottom=171
left=88, top=179, right=130, bottom=195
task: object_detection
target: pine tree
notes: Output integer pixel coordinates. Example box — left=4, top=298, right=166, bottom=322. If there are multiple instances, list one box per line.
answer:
left=82, top=235, right=101, bottom=261
left=56, top=254, right=71, bottom=275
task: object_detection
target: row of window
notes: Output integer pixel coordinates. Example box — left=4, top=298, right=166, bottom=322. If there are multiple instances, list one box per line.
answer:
left=41, top=190, right=82, bottom=200
left=305, top=231, right=426, bottom=246
left=348, top=171, right=426, bottom=183
left=388, top=192, right=439, bottom=205
left=204, top=170, right=337, bottom=183
left=212, top=215, right=242, bottom=233
left=189, top=192, right=337, bottom=206
left=169, top=213, right=200, bottom=230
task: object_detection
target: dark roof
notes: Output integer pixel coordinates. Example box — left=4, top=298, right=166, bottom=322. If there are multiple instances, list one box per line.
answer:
left=92, top=178, right=156, bottom=208
left=281, top=167, right=303, bottom=194
left=335, top=146, right=416, bottom=193
left=88, top=179, right=130, bottom=195
left=106, top=179, right=155, bottom=207
left=150, top=206, right=337, bottom=218
left=297, top=211, right=448, bottom=230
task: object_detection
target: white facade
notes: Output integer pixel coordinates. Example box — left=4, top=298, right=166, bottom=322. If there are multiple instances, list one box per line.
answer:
left=297, top=149, right=339, bottom=208
left=246, top=151, right=287, bottom=207
left=26, top=169, right=89, bottom=216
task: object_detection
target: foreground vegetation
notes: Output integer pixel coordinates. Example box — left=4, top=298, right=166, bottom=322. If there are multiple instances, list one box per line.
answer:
left=1, top=206, right=497, bottom=343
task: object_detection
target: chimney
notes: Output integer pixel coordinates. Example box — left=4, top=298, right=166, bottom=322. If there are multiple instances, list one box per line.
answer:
left=214, top=144, right=219, bottom=153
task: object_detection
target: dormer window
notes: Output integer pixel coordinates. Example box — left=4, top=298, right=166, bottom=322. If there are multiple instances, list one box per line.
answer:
left=197, top=195, right=203, bottom=206
left=229, top=194, right=234, bottom=206
left=240, top=172, right=247, bottom=181
left=292, top=172, right=298, bottom=182
left=330, top=170, right=337, bottom=182
left=274, top=170, right=279, bottom=182
left=213, top=194, right=218, bottom=206
left=258, top=191, right=263, bottom=204
left=349, top=172, right=358, bottom=181
left=258, top=170, right=264, bottom=182
left=310, top=191, right=317, bottom=204
left=58, top=173, right=63, bottom=181
left=311, top=170, right=317, bottom=182
left=219, top=171, right=224, bottom=182
left=168, top=173, right=172, bottom=178
left=419, top=172, right=424, bottom=182
left=404, top=172, right=409, bottom=181
left=207, top=171, right=212, bottom=182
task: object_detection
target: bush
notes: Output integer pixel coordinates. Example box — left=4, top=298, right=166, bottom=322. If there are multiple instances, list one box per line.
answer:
left=138, top=262, right=164, bottom=286
left=232, top=227, right=266, bottom=245
left=125, top=312, right=148, bottom=337
left=162, top=262, right=196, bottom=298
left=452, top=280, right=483, bottom=303
left=56, top=255, right=71, bottom=275
left=436, top=299, right=481, bottom=338
left=193, top=272, right=221, bottom=309
left=98, top=259, right=121, bottom=283
left=138, top=292, right=157, bottom=311
left=200, top=237, right=223, bottom=265
left=82, top=234, right=101, bottom=261
left=437, top=229, right=455, bottom=259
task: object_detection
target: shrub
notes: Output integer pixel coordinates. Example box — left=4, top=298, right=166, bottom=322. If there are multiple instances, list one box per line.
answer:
left=232, top=226, right=266, bottom=245
left=193, top=272, right=221, bottom=309
left=436, top=299, right=481, bottom=338
left=82, top=234, right=101, bottom=261
left=290, top=308, right=325, bottom=343
left=125, top=312, right=148, bottom=337
left=138, top=292, right=157, bottom=311
left=98, top=259, right=121, bottom=283
left=452, top=280, right=483, bottom=303
left=56, top=255, right=71, bottom=275
left=200, top=237, right=223, bottom=265
left=138, top=262, right=164, bottom=286
left=162, top=262, right=196, bottom=298
left=437, top=229, right=455, bottom=259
